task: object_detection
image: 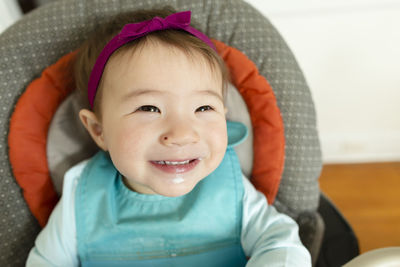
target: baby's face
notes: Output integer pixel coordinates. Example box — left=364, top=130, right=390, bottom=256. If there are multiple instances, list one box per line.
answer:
left=98, top=42, right=227, bottom=197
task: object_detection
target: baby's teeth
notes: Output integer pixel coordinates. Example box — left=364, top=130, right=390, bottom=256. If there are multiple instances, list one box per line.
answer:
left=164, top=160, right=190, bottom=165
left=154, top=160, right=192, bottom=165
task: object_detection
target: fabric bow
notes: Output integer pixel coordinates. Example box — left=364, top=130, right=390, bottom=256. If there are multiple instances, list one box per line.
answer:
left=119, top=11, right=191, bottom=40
left=88, top=11, right=216, bottom=108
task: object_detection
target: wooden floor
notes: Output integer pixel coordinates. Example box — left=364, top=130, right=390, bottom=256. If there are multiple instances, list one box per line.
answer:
left=319, top=162, right=400, bottom=253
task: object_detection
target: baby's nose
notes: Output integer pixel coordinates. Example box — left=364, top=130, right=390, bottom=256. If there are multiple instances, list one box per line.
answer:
left=160, top=123, right=200, bottom=146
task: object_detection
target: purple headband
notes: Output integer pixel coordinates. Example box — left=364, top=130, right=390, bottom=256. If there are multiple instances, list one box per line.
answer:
left=87, top=10, right=217, bottom=108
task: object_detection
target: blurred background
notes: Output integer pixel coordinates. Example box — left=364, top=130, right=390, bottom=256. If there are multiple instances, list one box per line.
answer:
left=1, top=0, right=399, bottom=255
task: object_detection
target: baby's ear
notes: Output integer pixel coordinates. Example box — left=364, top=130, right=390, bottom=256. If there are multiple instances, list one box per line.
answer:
left=79, top=109, right=108, bottom=151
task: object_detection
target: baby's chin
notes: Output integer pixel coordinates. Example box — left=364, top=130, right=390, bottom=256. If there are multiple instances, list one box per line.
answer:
left=152, top=179, right=200, bottom=198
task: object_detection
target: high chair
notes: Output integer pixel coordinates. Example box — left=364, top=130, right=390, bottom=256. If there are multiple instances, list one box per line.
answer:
left=0, top=0, right=359, bottom=266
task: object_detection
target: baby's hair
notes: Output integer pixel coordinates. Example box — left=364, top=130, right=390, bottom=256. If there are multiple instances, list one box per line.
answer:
left=74, top=6, right=229, bottom=116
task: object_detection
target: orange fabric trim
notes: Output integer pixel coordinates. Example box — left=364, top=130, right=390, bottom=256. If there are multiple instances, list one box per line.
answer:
left=8, top=52, right=76, bottom=227
left=8, top=41, right=284, bottom=227
left=214, top=40, right=285, bottom=204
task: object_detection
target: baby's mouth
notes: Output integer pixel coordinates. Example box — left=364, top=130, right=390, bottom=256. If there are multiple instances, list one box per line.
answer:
left=150, top=158, right=201, bottom=174
left=153, top=159, right=195, bottom=165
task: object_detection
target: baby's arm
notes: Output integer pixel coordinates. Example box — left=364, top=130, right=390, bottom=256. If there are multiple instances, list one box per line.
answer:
left=26, top=161, right=86, bottom=266
left=241, top=176, right=312, bottom=267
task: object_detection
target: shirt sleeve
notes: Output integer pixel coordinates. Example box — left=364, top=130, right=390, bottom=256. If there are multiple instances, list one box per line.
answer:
left=241, top=175, right=312, bottom=267
left=26, top=160, right=88, bottom=267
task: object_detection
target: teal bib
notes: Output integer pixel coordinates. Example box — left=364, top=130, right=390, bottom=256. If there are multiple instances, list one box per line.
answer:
left=75, top=121, right=248, bottom=266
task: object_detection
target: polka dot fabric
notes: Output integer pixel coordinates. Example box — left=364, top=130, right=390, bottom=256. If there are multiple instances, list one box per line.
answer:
left=0, top=0, right=322, bottom=265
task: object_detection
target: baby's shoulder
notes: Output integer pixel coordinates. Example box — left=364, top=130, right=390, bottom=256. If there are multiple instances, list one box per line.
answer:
left=62, top=158, right=91, bottom=195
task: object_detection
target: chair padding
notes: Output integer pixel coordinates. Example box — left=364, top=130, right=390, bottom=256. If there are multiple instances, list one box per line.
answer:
left=0, top=0, right=322, bottom=265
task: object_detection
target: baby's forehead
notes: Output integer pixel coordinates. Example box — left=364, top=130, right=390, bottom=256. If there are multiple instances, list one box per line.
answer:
left=112, top=39, right=218, bottom=67
left=107, top=41, right=222, bottom=77
left=101, top=41, right=224, bottom=97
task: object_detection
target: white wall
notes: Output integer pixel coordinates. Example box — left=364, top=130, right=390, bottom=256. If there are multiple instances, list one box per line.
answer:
left=245, top=0, right=400, bottom=163
left=0, top=0, right=22, bottom=33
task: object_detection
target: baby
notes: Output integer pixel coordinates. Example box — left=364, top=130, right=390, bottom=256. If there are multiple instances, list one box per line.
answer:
left=27, top=7, right=311, bottom=266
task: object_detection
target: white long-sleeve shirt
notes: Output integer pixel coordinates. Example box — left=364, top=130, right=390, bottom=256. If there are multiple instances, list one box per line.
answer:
left=27, top=160, right=311, bottom=266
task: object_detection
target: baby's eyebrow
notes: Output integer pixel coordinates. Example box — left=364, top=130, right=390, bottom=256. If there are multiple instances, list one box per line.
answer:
left=121, top=88, right=223, bottom=102
left=197, top=89, right=224, bottom=102
left=121, top=88, right=165, bottom=99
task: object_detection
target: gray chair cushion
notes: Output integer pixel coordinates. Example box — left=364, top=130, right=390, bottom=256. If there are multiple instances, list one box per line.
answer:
left=0, top=0, right=322, bottom=265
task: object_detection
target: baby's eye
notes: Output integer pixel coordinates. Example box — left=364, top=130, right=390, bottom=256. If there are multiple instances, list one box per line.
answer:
left=196, top=105, right=214, bottom=112
left=137, top=105, right=160, bottom=113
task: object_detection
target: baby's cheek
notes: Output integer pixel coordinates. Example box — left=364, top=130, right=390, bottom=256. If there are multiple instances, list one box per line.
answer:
left=116, top=126, right=147, bottom=151
left=211, top=122, right=228, bottom=148
left=107, top=135, right=142, bottom=173
left=207, top=123, right=228, bottom=163
left=108, top=138, right=145, bottom=182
